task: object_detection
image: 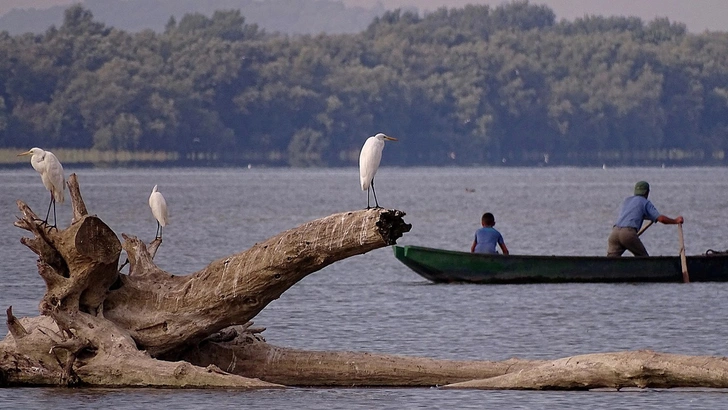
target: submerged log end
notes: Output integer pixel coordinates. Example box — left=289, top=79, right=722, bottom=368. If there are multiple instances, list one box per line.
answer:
left=439, top=350, right=728, bottom=390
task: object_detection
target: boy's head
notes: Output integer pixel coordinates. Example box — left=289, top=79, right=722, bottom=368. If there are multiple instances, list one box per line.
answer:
left=481, top=212, right=495, bottom=226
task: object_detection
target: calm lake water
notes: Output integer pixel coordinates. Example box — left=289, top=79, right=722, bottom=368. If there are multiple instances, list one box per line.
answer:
left=2, top=166, right=728, bottom=409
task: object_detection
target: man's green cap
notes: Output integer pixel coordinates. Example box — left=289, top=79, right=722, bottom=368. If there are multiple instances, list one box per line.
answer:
left=634, top=181, right=650, bottom=195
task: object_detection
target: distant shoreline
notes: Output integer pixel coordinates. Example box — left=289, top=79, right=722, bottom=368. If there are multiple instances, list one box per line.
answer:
left=3, top=148, right=726, bottom=168
left=1, top=148, right=179, bottom=166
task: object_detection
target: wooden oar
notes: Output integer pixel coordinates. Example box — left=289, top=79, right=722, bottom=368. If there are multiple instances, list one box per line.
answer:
left=678, top=223, right=689, bottom=283
left=637, top=220, right=653, bottom=236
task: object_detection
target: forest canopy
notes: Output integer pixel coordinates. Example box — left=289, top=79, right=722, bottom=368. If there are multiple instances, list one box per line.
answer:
left=0, top=1, right=727, bottom=166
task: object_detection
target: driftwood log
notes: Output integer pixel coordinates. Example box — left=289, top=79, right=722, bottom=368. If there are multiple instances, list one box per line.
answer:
left=3, top=173, right=728, bottom=390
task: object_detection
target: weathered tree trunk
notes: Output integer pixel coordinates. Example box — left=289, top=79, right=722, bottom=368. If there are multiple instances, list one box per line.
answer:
left=104, top=201, right=411, bottom=357
left=180, top=327, right=728, bottom=389
left=441, top=350, right=728, bottom=390
left=181, top=325, right=544, bottom=387
left=4, top=173, right=728, bottom=390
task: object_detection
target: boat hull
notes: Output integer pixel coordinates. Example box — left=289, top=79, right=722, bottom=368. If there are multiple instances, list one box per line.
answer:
left=393, top=245, right=728, bottom=284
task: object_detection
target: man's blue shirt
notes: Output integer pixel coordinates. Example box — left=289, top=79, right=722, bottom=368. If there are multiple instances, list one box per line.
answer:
left=473, top=227, right=504, bottom=254
left=614, top=195, right=661, bottom=229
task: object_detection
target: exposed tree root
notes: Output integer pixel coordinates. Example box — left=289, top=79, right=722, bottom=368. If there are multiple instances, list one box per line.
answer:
left=1, top=313, right=281, bottom=388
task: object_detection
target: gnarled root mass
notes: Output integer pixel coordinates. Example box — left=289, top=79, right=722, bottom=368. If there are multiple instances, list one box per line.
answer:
left=2, top=173, right=408, bottom=388
left=2, top=309, right=280, bottom=388
left=4, top=174, right=728, bottom=390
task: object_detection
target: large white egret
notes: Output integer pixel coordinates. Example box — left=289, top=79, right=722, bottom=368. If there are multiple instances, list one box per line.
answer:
left=359, top=133, right=397, bottom=209
left=149, top=185, right=169, bottom=239
left=18, top=147, right=65, bottom=228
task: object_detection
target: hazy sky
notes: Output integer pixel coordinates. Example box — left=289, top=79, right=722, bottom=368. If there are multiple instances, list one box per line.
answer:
left=1, top=0, right=726, bottom=32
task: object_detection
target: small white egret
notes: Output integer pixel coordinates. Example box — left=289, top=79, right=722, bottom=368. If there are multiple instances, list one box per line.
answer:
left=149, top=185, right=169, bottom=239
left=359, top=133, right=397, bottom=209
left=18, top=147, right=65, bottom=228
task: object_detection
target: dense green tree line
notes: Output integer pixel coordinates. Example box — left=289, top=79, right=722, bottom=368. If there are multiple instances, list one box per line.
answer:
left=1, top=2, right=727, bottom=166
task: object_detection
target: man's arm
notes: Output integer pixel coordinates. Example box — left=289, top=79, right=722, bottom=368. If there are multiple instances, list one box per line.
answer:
left=471, top=240, right=477, bottom=253
left=657, top=215, right=684, bottom=225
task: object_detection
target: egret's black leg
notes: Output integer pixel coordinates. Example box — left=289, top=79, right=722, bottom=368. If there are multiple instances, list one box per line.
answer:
left=51, top=197, right=57, bottom=229
left=365, top=178, right=374, bottom=209
left=44, top=196, right=53, bottom=224
left=42, top=195, right=58, bottom=230
left=155, top=221, right=162, bottom=239
left=371, top=179, right=380, bottom=208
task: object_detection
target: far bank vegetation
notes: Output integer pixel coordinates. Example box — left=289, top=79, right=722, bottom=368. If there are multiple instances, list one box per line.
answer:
left=0, top=3, right=726, bottom=167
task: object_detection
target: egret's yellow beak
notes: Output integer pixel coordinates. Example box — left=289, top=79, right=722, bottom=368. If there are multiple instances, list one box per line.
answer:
left=18, top=150, right=32, bottom=157
left=384, top=136, right=398, bottom=141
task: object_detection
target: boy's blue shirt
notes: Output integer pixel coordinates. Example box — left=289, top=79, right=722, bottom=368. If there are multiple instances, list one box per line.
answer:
left=473, top=226, right=504, bottom=254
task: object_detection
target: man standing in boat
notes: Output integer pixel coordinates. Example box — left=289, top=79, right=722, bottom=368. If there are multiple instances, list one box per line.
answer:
left=608, top=181, right=684, bottom=257
left=471, top=212, right=509, bottom=255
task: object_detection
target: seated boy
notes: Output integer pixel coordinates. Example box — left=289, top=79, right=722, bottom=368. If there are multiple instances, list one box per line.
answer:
left=471, top=212, right=509, bottom=255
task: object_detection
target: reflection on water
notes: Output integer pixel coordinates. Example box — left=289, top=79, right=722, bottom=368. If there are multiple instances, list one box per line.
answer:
left=2, top=166, right=728, bottom=408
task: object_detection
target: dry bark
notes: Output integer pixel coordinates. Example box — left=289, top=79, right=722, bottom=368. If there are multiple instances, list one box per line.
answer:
left=104, top=203, right=411, bottom=357
left=4, top=173, right=728, bottom=391
left=182, top=326, right=728, bottom=389
left=441, top=350, right=728, bottom=390
left=181, top=324, right=543, bottom=387
left=2, top=309, right=281, bottom=388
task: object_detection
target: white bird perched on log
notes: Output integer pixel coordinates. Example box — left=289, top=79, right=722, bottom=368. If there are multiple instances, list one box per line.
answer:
left=18, top=147, right=65, bottom=228
left=149, top=185, right=169, bottom=239
left=359, top=132, right=397, bottom=209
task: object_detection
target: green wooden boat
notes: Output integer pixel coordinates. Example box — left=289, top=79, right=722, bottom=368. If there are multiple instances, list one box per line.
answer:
left=393, top=245, right=728, bottom=284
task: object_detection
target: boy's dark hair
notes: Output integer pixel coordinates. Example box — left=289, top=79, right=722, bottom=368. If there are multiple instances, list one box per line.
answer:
left=481, top=212, right=495, bottom=226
